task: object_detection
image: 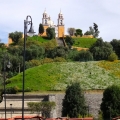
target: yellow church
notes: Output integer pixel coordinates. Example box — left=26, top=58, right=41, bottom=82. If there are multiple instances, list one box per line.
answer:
left=41, top=9, right=65, bottom=38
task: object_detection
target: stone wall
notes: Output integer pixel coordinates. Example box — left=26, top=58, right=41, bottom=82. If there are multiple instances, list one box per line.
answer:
left=0, top=92, right=103, bottom=119
left=54, top=92, right=103, bottom=119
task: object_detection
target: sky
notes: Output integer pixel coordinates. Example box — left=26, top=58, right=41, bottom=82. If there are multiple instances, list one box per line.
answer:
left=0, top=0, right=120, bottom=43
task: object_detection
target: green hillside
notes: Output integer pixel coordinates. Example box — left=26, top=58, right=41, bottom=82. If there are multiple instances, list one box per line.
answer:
left=73, top=37, right=97, bottom=48
left=27, top=36, right=52, bottom=43
left=6, top=61, right=120, bottom=92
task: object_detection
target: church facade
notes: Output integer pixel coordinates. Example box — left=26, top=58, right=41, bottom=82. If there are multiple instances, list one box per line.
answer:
left=41, top=10, right=65, bottom=38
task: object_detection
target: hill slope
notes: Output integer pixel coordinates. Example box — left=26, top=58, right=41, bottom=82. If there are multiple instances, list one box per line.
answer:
left=73, top=37, right=97, bottom=48
left=6, top=61, right=120, bottom=91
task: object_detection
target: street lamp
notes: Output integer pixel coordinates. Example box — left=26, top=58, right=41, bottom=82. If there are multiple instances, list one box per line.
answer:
left=10, top=104, right=12, bottom=118
left=3, top=54, right=11, bottom=120
left=22, top=15, right=35, bottom=120
left=109, top=106, right=111, bottom=120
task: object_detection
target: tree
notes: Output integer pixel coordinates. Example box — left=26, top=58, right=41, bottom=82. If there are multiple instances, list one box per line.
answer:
left=25, top=45, right=45, bottom=61
left=66, top=49, right=79, bottom=61
left=100, top=85, right=120, bottom=119
left=65, top=36, right=74, bottom=49
left=9, top=31, right=23, bottom=44
left=0, top=43, right=6, bottom=51
left=74, top=50, right=93, bottom=62
left=27, top=101, right=56, bottom=118
left=108, top=52, right=118, bottom=61
left=46, top=27, right=55, bottom=39
left=89, top=38, right=113, bottom=60
left=84, top=26, right=94, bottom=36
left=110, top=39, right=120, bottom=59
left=84, top=31, right=92, bottom=35
left=75, top=29, right=83, bottom=37
left=84, top=23, right=100, bottom=38
left=93, top=23, right=98, bottom=33
left=93, top=23, right=99, bottom=38
left=68, top=28, right=76, bottom=36
left=46, top=46, right=69, bottom=59
left=62, top=82, right=86, bottom=118
left=39, top=23, right=44, bottom=35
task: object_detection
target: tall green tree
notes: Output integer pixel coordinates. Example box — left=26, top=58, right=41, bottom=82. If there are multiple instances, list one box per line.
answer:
left=101, top=85, right=120, bottom=120
left=39, top=23, right=44, bottom=35
left=9, top=31, right=23, bottom=44
left=62, top=82, right=86, bottom=118
left=46, top=27, right=55, bottom=39
left=89, top=38, right=113, bottom=60
left=65, top=36, right=74, bottom=49
left=75, top=29, right=83, bottom=37
left=110, top=39, right=120, bottom=59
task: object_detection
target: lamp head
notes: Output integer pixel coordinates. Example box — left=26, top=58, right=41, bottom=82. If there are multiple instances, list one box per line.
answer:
left=7, top=61, right=11, bottom=68
left=27, top=25, right=36, bottom=37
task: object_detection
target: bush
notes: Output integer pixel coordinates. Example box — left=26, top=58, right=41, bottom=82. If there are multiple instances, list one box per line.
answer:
left=41, top=58, right=54, bottom=64
left=5, top=86, right=19, bottom=94
left=24, top=87, right=32, bottom=92
left=54, top=57, right=66, bottom=62
left=108, top=52, right=118, bottom=61
left=25, top=59, right=41, bottom=69
left=74, top=50, right=93, bottom=62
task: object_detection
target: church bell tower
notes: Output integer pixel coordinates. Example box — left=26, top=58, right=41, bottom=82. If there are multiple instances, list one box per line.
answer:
left=42, top=9, right=49, bottom=36
left=57, top=10, right=64, bottom=38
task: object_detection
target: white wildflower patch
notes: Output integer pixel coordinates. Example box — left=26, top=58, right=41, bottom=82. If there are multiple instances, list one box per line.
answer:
left=51, top=62, right=120, bottom=90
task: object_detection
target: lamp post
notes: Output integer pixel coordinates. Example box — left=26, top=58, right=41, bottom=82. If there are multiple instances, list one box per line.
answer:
left=109, top=106, right=111, bottom=120
left=10, top=104, right=12, bottom=118
left=3, top=54, right=11, bottom=120
left=86, top=105, right=89, bottom=117
left=18, top=63, right=20, bottom=73
left=22, top=15, right=35, bottom=120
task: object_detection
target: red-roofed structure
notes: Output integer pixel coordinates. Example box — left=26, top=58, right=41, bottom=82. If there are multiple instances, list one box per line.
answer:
left=0, top=116, right=93, bottom=120
left=112, top=116, right=120, bottom=120
left=0, top=116, right=44, bottom=120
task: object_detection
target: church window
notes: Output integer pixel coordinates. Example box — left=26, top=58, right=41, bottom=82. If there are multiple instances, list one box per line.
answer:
left=60, top=20, right=62, bottom=25
left=45, top=19, right=47, bottom=24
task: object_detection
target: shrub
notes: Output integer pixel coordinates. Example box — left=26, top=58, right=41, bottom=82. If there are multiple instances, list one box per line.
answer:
left=24, top=87, right=32, bottom=92
left=74, top=50, right=93, bottom=62
left=108, top=52, right=118, bottom=61
left=25, top=59, right=41, bottom=69
left=5, top=86, right=19, bottom=94
left=54, top=57, right=66, bottom=62
left=41, top=58, right=54, bottom=64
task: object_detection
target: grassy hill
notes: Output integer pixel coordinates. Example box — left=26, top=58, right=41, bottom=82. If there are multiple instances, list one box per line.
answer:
left=27, top=36, right=97, bottom=48
left=27, top=36, right=52, bottom=43
left=73, top=37, right=97, bottom=48
left=6, top=61, right=120, bottom=92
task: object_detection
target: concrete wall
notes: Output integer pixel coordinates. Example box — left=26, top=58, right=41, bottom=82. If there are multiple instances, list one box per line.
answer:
left=0, top=92, right=103, bottom=119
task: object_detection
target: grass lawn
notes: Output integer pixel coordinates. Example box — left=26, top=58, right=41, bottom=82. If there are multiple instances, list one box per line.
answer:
left=6, top=61, right=120, bottom=92
left=73, top=37, right=97, bottom=48
left=27, top=36, right=53, bottom=43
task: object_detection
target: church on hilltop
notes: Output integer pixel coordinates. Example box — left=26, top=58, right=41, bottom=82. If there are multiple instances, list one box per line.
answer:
left=40, top=9, right=65, bottom=38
